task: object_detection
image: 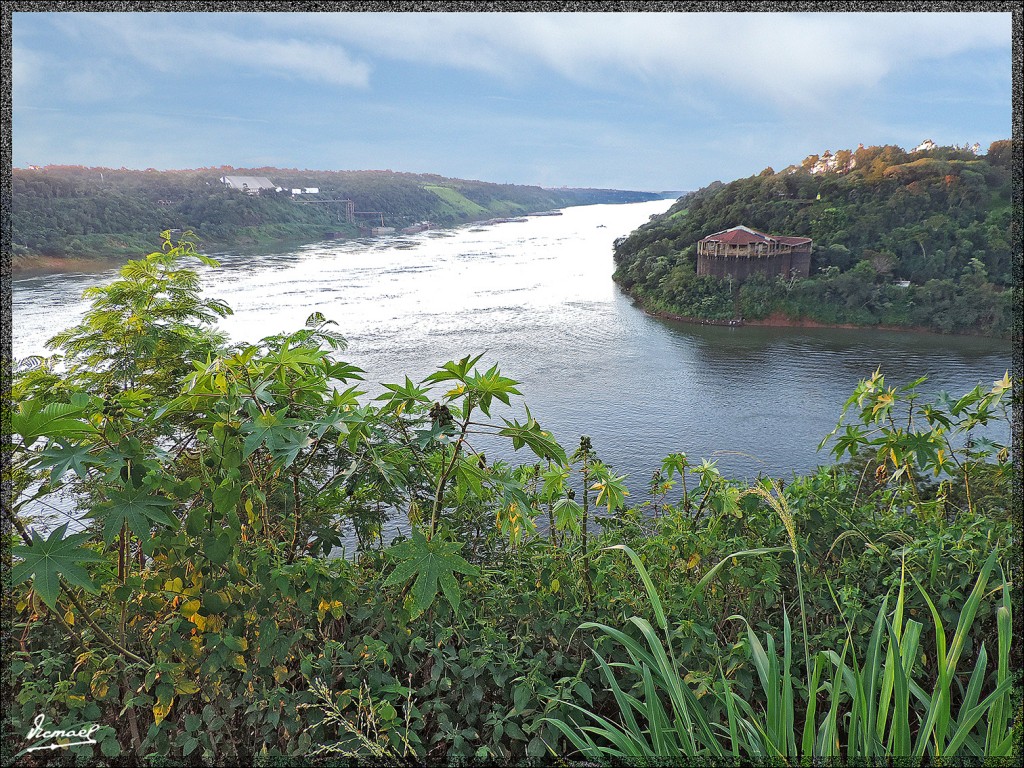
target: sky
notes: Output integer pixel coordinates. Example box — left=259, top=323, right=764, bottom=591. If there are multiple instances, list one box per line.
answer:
left=10, top=10, right=1014, bottom=191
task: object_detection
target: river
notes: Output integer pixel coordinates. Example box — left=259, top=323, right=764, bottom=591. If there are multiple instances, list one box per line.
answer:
left=12, top=199, right=1011, bottom=490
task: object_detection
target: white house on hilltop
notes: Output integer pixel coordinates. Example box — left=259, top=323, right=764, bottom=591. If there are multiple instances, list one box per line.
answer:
left=809, top=149, right=857, bottom=175
left=220, top=175, right=279, bottom=194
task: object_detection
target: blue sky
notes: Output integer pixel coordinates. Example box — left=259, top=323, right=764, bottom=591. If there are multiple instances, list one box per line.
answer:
left=11, top=11, right=1013, bottom=191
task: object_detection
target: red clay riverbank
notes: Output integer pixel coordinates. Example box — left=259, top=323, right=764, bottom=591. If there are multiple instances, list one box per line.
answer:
left=647, top=308, right=996, bottom=339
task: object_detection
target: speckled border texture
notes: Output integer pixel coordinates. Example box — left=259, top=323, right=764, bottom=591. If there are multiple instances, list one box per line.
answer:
left=1, top=3, right=1022, bottom=767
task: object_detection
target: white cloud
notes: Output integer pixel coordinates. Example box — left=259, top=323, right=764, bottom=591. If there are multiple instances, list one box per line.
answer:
left=50, top=13, right=372, bottom=90
left=24, top=11, right=1010, bottom=109
left=262, top=11, right=1010, bottom=108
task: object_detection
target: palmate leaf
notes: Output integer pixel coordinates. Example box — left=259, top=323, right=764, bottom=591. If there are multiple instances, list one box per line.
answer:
left=94, top=484, right=178, bottom=544
left=552, top=497, right=582, bottom=535
left=465, top=364, right=522, bottom=416
left=375, top=376, right=431, bottom=415
left=12, top=398, right=96, bottom=447
left=590, top=462, right=630, bottom=513
left=34, top=440, right=100, bottom=482
left=11, top=524, right=106, bottom=609
left=384, top=529, right=479, bottom=617
left=422, top=353, right=486, bottom=385
left=239, top=407, right=307, bottom=463
left=499, top=406, right=568, bottom=465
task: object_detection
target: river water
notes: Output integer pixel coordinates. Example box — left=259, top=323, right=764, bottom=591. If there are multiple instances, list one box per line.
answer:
left=12, top=199, right=1011, bottom=490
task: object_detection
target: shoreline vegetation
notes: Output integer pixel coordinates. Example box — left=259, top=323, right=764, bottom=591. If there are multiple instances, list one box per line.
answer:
left=640, top=301, right=1001, bottom=339
left=8, top=239, right=1016, bottom=763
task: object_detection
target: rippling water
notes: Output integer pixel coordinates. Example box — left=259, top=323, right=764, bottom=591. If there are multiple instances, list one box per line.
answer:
left=13, top=199, right=1012, bottom=487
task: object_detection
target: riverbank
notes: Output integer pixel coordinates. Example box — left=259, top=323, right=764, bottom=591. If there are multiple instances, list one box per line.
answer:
left=643, top=305, right=1006, bottom=340
left=11, top=211, right=560, bottom=276
left=11, top=253, right=131, bottom=275
left=11, top=223, right=344, bottom=276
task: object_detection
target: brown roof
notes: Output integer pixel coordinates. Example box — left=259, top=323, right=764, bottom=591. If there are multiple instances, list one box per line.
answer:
left=701, top=226, right=810, bottom=247
left=702, top=225, right=771, bottom=245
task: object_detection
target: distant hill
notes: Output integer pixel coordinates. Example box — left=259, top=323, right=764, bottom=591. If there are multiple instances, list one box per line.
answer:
left=612, top=141, right=1015, bottom=336
left=11, top=166, right=661, bottom=266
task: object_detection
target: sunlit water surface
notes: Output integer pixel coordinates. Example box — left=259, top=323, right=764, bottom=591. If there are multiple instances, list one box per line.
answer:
left=13, top=200, right=1011, bottom=533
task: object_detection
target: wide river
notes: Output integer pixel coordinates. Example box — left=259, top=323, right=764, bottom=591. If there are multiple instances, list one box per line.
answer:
left=12, top=199, right=1011, bottom=490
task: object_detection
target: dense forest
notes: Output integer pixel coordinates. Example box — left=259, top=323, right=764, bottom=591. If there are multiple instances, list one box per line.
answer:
left=11, top=165, right=660, bottom=266
left=6, top=238, right=1018, bottom=764
left=613, top=140, right=1016, bottom=336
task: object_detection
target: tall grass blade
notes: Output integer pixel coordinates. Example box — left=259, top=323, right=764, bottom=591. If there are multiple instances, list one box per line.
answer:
left=884, top=620, right=913, bottom=756
left=801, top=651, right=825, bottom=759
left=911, top=549, right=997, bottom=759
left=605, top=544, right=668, bottom=632
left=986, top=580, right=1011, bottom=751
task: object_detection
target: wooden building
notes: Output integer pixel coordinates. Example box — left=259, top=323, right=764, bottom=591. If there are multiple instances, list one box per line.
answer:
left=696, top=225, right=812, bottom=281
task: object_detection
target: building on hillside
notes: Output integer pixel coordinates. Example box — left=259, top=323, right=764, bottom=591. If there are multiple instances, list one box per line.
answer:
left=696, top=225, right=812, bottom=281
left=911, top=139, right=938, bottom=153
left=809, top=148, right=857, bottom=175
left=809, top=150, right=835, bottom=175
left=220, top=175, right=279, bottom=194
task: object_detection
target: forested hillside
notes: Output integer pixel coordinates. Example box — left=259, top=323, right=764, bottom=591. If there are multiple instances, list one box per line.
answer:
left=11, top=165, right=660, bottom=265
left=613, top=141, right=1016, bottom=336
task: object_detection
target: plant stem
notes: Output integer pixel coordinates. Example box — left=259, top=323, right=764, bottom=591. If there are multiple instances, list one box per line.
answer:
left=287, top=473, right=302, bottom=562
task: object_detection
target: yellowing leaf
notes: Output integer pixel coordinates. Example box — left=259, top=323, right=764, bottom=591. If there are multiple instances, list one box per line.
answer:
left=992, top=371, right=1011, bottom=394
left=90, top=676, right=109, bottom=700
left=153, top=697, right=174, bottom=725
left=181, top=599, right=201, bottom=617
left=872, top=392, right=894, bottom=415
left=686, top=553, right=701, bottom=570
left=174, top=679, right=200, bottom=695
left=64, top=609, right=75, bottom=626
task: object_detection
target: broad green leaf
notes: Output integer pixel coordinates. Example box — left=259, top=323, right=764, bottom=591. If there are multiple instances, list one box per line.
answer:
left=239, top=407, right=306, bottom=464
left=34, top=440, right=97, bottom=482
left=422, top=353, right=486, bottom=385
left=499, top=407, right=567, bottom=465
left=203, top=532, right=233, bottom=566
left=375, top=376, right=431, bottom=415
left=12, top=400, right=96, bottom=447
left=590, top=463, right=630, bottom=513
left=11, top=524, right=105, bottom=608
left=384, top=529, right=478, bottom=617
left=465, top=363, right=521, bottom=416
left=94, top=484, right=178, bottom=544
left=552, top=497, right=582, bottom=534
